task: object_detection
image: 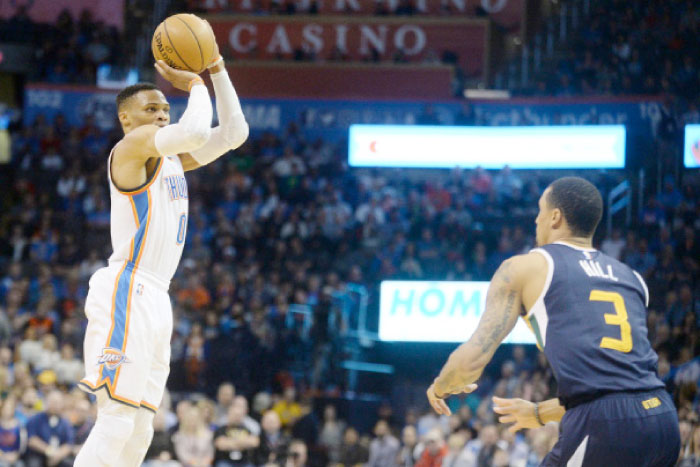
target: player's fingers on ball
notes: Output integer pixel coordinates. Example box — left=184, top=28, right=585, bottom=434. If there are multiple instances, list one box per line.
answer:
left=154, top=62, right=170, bottom=77
left=154, top=67, right=169, bottom=80
left=157, top=60, right=175, bottom=74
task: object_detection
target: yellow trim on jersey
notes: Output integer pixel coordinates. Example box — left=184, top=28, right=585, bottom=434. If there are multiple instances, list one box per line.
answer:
left=113, top=265, right=136, bottom=395
left=100, top=260, right=128, bottom=384
left=522, top=316, right=544, bottom=351
left=78, top=379, right=141, bottom=408
left=133, top=190, right=153, bottom=268
left=642, top=397, right=661, bottom=410
left=140, top=400, right=158, bottom=412
left=114, top=191, right=153, bottom=394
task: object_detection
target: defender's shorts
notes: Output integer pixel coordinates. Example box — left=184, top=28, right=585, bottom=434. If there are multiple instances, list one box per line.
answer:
left=79, top=263, right=173, bottom=413
left=542, top=389, right=680, bottom=467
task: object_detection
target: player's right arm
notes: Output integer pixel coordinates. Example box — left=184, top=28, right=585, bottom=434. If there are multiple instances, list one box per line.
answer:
left=427, top=251, right=548, bottom=415
left=178, top=25, right=249, bottom=172
left=114, top=62, right=213, bottom=165
left=492, top=396, right=565, bottom=432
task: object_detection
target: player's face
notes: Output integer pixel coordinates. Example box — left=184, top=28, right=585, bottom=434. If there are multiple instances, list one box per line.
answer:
left=535, top=189, right=551, bottom=247
left=121, top=90, right=171, bottom=132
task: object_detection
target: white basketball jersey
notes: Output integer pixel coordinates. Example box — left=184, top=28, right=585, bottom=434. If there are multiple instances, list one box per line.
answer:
left=107, top=151, right=188, bottom=283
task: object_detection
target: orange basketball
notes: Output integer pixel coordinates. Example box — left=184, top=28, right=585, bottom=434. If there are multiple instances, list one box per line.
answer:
left=152, top=14, right=216, bottom=74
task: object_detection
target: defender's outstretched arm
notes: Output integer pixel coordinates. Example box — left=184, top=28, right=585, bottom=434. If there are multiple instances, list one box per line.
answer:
left=428, top=253, right=546, bottom=415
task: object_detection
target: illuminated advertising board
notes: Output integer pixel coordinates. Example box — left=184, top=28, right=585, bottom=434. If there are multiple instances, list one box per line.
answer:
left=349, top=124, right=626, bottom=169
left=684, top=124, right=700, bottom=168
left=379, top=281, right=536, bottom=344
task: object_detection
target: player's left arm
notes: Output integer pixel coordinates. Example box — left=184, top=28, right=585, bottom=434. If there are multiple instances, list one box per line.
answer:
left=428, top=255, right=528, bottom=415
left=179, top=35, right=249, bottom=172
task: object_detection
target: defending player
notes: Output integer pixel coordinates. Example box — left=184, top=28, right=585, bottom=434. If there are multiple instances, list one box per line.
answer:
left=74, top=39, right=249, bottom=466
left=427, top=177, right=680, bottom=466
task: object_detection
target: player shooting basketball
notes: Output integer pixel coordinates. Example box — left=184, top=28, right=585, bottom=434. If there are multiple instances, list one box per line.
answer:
left=427, top=177, right=680, bottom=466
left=74, top=23, right=248, bottom=467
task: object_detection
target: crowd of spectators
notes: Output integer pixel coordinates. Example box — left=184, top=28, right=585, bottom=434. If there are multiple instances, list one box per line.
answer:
left=519, top=0, right=700, bottom=102
left=0, top=104, right=698, bottom=464
left=0, top=6, right=124, bottom=85
left=0, top=1, right=472, bottom=87
left=182, top=0, right=494, bottom=18
left=0, top=2, right=698, bottom=465
left=5, top=0, right=699, bottom=102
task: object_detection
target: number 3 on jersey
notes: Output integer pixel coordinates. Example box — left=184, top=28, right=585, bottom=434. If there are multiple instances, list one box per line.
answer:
left=589, top=290, right=633, bottom=353
left=176, top=213, right=187, bottom=245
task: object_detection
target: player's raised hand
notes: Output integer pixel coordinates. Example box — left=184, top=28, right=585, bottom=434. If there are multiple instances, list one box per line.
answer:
left=492, top=396, right=542, bottom=433
left=203, top=19, right=220, bottom=62
left=154, top=60, right=203, bottom=92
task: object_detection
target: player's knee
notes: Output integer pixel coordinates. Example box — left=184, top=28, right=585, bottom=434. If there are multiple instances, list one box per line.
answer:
left=133, top=409, right=155, bottom=447
left=93, top=409, right=137, bottom=461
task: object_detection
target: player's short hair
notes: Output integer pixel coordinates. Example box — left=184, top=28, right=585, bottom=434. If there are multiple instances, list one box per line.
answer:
left=116, top=82, right=160, bottom=110
left=546, top=177, right=603, bottom=237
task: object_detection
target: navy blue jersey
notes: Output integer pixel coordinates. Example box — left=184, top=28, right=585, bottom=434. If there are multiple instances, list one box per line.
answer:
left=524, top=242, right=664, bottom=407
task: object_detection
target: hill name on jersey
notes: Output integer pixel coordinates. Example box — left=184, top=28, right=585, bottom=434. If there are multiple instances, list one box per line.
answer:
left=578, top=259, right=619, bottom=282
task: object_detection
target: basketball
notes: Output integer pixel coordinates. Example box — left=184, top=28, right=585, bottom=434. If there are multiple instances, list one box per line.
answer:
left=152, top=14, right=216, bottom=74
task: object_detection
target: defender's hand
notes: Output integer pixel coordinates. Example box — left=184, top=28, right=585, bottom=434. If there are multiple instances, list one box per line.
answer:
left=427, top=383, right=451, bottom=416
left=492, top=396, right=542, bottom=433
left=427, top=382, right=477, bottom=415
left=154, top=60, right=202, bottom=92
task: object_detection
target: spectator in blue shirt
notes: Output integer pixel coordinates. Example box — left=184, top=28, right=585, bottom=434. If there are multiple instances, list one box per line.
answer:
left=24, top=390, right=74, bottom=467
left=625, top=238, right=657, bottom=277
left=0, top=395, right=25, bottom=465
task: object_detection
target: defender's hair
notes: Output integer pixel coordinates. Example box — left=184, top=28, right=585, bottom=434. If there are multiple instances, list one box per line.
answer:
left=546, top=176, right=603, bottom=237
left=116, top=82, right=160, bottom=110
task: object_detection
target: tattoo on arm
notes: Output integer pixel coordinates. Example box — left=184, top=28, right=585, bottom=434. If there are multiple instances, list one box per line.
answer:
left=473, top=260, right=521, bottom=353
left=434, top=259, right=523, bottom=395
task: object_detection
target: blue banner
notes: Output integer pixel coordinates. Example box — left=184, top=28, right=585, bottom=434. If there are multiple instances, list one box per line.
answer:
left=24, top=84, right=662, bottom=150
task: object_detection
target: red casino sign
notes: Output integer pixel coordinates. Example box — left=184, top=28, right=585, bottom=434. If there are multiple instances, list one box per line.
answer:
left=209, top=16, right=490, bottom=78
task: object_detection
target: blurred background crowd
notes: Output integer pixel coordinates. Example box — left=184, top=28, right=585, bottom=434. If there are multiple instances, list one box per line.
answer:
left=0, top=0, right=698, bottom=466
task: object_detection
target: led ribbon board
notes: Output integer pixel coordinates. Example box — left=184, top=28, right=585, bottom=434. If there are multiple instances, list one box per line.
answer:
left=379, top=281, right=536, bottom=344
left=684, top=124, right=700, bottom=168
left=349, top=124, right=626, bottom=169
